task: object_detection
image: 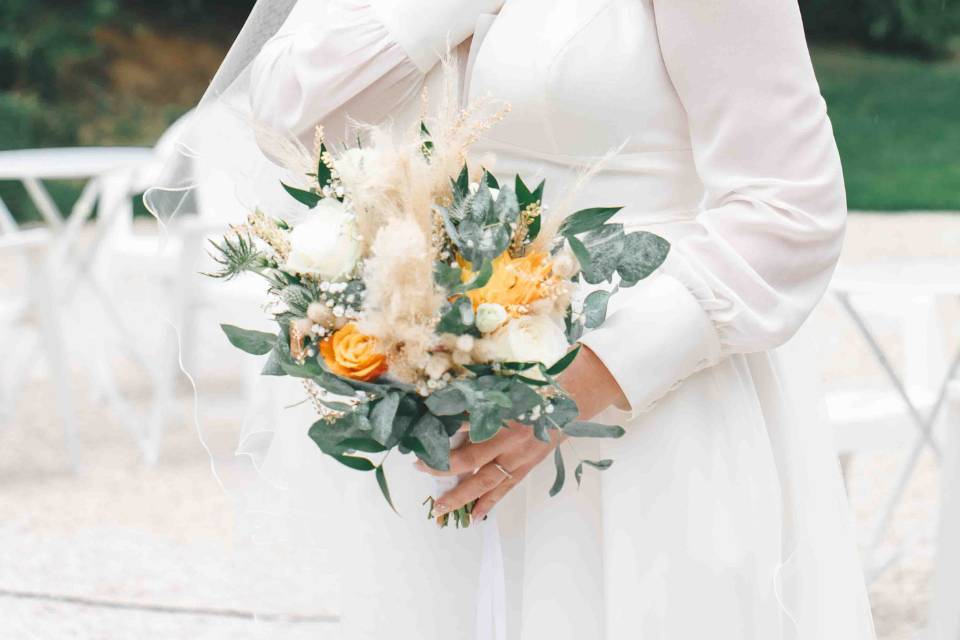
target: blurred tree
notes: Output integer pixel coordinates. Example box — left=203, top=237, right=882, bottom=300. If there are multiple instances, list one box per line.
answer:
left=0, top=0, right=119, bottom=98
left=800, top=0, right=960, bottom=58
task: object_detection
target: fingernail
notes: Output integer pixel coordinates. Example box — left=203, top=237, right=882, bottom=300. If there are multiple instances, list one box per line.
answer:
left=431, top=503, right=450, bottom=517
left=472, top=509, right=486, bottom=521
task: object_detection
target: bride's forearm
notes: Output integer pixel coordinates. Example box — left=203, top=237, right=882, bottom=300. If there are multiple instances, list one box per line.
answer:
left=559, top=345, right=629, bottom=421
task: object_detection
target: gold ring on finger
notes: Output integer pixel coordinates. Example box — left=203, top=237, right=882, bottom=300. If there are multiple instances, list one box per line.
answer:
left=493, top=462, right=513, bottom=480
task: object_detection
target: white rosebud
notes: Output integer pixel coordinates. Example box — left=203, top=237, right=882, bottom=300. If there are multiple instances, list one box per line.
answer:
left=484, top=315, right=569, bottom=378
left=551, top=249, right=579, bottom=279
left=426, top=353, right=453, bottom=380
left=284, top=199, right=362, bottom=281
left=292, top=317, right=313, bottom=338
left=455, top=334, right=475, bottom=353
left=475, top=303, right=508, bottom=334
left=307, top=301, right=333, bottom=326
left=452, top=349, right=473, bottom=366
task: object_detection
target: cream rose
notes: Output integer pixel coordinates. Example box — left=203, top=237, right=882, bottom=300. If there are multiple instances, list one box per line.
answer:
left=483, top=314, right=569, bottom=372
left=284, top=199, right=361, bottom=281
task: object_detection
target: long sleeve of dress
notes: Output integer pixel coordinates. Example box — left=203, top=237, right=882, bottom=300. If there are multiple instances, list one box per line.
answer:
left=579, top=0, right=846, bottom=413
left=249, top=0, right=502, bottom=141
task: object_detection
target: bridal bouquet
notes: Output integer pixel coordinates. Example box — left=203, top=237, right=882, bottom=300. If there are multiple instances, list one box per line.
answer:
left=208, top=98, right=669, bottom=527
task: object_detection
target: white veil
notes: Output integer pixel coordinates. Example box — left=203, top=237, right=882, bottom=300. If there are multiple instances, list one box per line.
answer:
left=137, top=2, right=498, bottom=634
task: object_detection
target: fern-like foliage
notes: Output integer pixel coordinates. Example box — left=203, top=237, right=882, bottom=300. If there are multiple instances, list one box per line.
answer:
left=205, top=232, right=269, bottom=280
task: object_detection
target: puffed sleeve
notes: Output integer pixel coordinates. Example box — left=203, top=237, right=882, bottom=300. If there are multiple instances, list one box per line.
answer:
left=579, top=0, right=846, bottom=414
left=250, top=0, right=503, bottom=140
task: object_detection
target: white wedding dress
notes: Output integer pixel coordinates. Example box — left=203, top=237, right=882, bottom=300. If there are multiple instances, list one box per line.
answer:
left=212, top=0, right=879, bottom=638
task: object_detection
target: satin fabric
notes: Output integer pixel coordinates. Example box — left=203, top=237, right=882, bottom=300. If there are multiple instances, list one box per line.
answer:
left=239, top=1, right=877, bottom=638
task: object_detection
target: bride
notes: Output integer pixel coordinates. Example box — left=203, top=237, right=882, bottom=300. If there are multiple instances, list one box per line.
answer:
left=149, top=0, right=877, bottom=638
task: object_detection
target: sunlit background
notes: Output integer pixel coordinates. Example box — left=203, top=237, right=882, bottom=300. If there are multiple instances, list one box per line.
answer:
left=1, top=1, right=958, bottom=638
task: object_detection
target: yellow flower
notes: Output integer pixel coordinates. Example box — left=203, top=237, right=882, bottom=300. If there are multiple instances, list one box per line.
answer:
left=320, top=323, right=388, bottom=381
left=462, top=251, right=555, bottom=316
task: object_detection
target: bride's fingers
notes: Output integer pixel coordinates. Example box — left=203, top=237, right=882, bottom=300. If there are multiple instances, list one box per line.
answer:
left=471, top=462, right=533, bottom=521
left=431, top=463, right=509, bottom=516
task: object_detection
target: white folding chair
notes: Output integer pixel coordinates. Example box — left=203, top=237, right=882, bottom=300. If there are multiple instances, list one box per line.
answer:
left=0, top=201, right=80, bottom=470
left=927, top=381, right=960, bottom=640
left=97, top=110, right=273, bottom=464
left=827, top=262, right=960, bottom=584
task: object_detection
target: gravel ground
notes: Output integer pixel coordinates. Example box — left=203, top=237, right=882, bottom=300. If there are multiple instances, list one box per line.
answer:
left=0, top=212, right=957, bottom=639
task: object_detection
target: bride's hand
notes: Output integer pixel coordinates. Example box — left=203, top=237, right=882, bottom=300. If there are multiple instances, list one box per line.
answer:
left=414, top=422, right=562, bottom=521
left=414, top=345, right=626, bottom=521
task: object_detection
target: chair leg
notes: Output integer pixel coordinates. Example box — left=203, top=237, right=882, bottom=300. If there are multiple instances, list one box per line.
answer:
left=927, top=381, right=960, bottom=640
left=31, top=252, right=81, bottom=472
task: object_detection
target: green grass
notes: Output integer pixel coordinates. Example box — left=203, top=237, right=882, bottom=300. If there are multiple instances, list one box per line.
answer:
left=812, top=46, right=960, bottom=211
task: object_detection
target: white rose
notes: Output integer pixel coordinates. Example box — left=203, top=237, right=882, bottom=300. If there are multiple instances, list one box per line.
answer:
left=484, top=315, right=569, bottom=373
left=284, top=199, right=361, bottom=281
left=475, top=302, right=508, bottom=334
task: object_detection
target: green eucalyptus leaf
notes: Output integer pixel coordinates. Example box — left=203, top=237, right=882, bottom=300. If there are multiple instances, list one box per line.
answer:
left=512, top=374, right=550, bottom=387
left=576, top=459, right=613, bottom=488
left=617, top=231, right=670, bottom=283
left=566, top=235, right=592, bottom=273
left=515, top=175, right=533, bottom=209
left=261, top=349, right=286, bottom=376
left=584, top=459, right=614, bottom=471
left=453, top=259, right=493, bottom=294
left=425, top=385, right=470, bottom=416
left=339, top=438, right=388, bottom=453
left=563, top=421, right=626, bottom=439
left=469, top=403, right=504, bottom=443
left=583, top=289, right=613, bottom=329
left=532, top=419, right=551, bottom=442
left=332, top=454, right=376, bottom=472
left=221, top=325, right=276, bottom=356
left=499, top=378, right=542, bottom=418
left=484, top=170, right=499, bottom=190
left=492, top=187, right=520, bottom=227
left=469, top=181, right=495, bottom=224
left=532, top=395, right=580, bottom=432
left=316, top=143, right=333, bottom=189
left=452, top=164, right=470, bottom=202
left=411, top=413, right=451, bottom=471
left=309, top=412, right=374, bottom=457
left=375, top=466, right=399, bottom=514
left=558, top=207, right=622, bottom=236
left=578, top=224, right=625, bottom=285
left=437, top=296, right=475, bottom=335
left=545, top=345, right=581, bottom=376
left=564, top=307, right=584, bottom=344
left=281, top=182, right=321, bottom=208
left=369, top=391, right=402, bottom=445
left=434, top=262, right=463, bottom=290
left=549, top=447, right=566, bottom=497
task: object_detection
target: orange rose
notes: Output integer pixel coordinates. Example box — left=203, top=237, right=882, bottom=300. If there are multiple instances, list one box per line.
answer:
left=320, top=323, right=388, bottom=381
left=462, top=251, right=555, bottom=316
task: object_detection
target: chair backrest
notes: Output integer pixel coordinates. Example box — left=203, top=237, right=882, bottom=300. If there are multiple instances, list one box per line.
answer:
left=0, top=197, right=18, bottom=235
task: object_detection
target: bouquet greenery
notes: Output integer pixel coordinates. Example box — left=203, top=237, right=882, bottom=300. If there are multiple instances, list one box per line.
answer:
left=209, top=98, right=669, bottom=527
